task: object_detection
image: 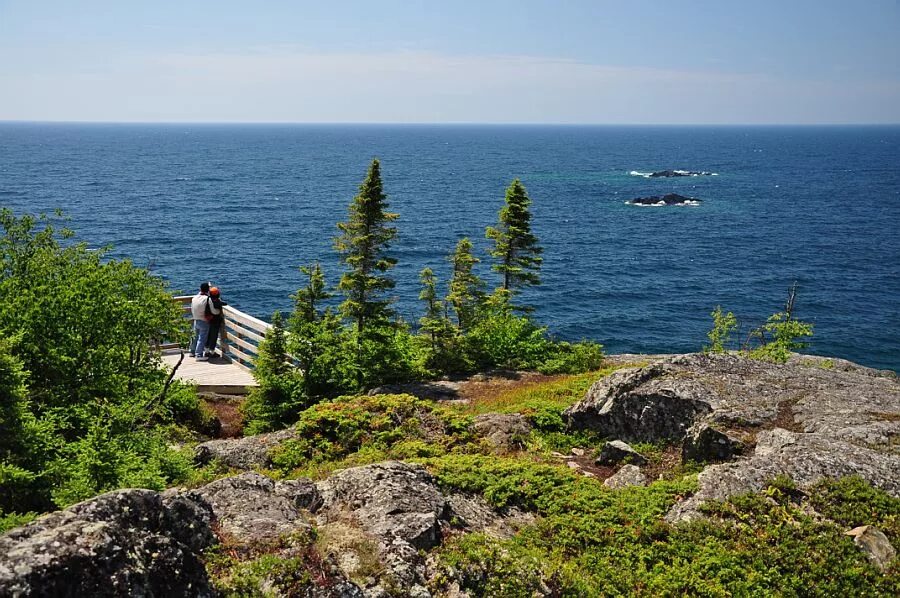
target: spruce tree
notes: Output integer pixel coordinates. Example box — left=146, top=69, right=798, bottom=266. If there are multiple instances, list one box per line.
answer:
left=244, top=311, right=300, bottom=433
left=288, top=263, right=353, bottom=398
left=418, top=267, right=457, bottom=374
left=446, top=237, right=485, bottom=331
left=334, top=159, right=399, bottom=338
left=485, top=179, right=542, bottom=298
left=292, top=262, right=330, bottom=324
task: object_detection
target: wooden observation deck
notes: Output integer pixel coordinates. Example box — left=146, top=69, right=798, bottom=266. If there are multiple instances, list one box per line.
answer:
left=161, top=296, right=272, bottom=394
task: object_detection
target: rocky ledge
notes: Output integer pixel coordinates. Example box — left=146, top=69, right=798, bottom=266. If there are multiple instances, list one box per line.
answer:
left=564, top=353, right=900, bottom=520
left=0, top=463, right=531, bottom=597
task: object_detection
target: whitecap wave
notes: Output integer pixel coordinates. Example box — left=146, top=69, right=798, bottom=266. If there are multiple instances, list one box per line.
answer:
left=629, top=170, right=653, bottom=178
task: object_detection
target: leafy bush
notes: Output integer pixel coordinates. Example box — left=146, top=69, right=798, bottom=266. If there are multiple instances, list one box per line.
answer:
left=243, top=312, right=307, bottom=434
left=427, top=466, right=899, bottom=597
left=270, top=394, right=474, bottom=475
left=807, top=476, right=900, bottom=543
left=704, top=305, right=738, bottom=354
left=749, top=311, right=814, bottom=363
left=464, top=307, right=554, bottom=371
left=536, top=340, right=604, bottom=374
left=0, top=210, right=203, bottom=511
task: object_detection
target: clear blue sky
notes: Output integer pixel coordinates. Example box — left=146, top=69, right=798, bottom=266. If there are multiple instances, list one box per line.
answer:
left=1, top=0, right=899, bottom=123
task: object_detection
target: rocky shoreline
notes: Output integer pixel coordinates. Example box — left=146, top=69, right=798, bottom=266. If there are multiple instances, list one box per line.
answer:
left=2, top=353, right=897, bottom=596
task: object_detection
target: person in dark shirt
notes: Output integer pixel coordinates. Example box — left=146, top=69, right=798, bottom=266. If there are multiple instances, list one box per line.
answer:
left=205, top=286, right=228, bottom=358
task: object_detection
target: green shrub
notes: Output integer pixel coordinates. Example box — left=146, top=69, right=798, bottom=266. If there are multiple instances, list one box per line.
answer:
left=428, top=469, right=899, bottom=597
left=807, top=476, right=900, bottom=543
left=0, top=510, right=37, bottom=534
left=270, top=394, right=474, bottom=474
left=464, top=307, right=553, bottom=371
left=749, top=311, right=814, bottom=363
left=704, top=305, right=738, bottom=354
left=0, top=210, right=201, bottom=511
left=537, top=340, right=604, bottom=374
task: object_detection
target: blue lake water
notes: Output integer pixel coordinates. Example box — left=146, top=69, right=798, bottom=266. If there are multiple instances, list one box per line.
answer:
left=1, top=123, right=898, bottom=371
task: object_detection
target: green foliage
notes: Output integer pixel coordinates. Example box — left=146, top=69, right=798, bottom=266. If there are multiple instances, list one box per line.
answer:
left=704, top=305, right=738, bottom=354
left=0, top=210, right=201, bottom=511
left=807, top=476, right=900, bottom=543
left=446, top=237, right=485, bottom=332
left=210, top=553, right=310, bottom=597
left=427, top=465, right=898, bottom=596
left=244, top=312, right=305, bottom=434
left=749, top=311, right=814, bottom=363
left=417, top=267, right=460, bottom=374
left=485, top=179, right=543, bottom=299
left=286, top=263, right=357, bottom=399
left=270, top=394, right=474, bottom=475
left=464, top=296, right=553, bottom=370
left=536, top=340, right=604, bottom=374
left=0, top=511, right=37, bottom=534
left=334, top=158, right=398, bottom=338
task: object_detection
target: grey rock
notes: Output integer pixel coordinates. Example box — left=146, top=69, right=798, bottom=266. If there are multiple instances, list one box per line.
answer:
left=562, top=353, right=900, bottom=521
left=191, top=472, right=314, bottom=543
left=565, top=362, right=714, bottom=442
left=603, top=465, right=647, bottom=489
left=596, top=440, right=648, bottom=466
left=318, top=462, right=448, bottom=550
left=445, top=493, right=535, bottom=540
left=668, top=428, right=900, bottom=522
left=194, top=427, right=298, bottom=469
left=845, top=526, right=897, bottom=572
left=682, top=423, right=746, bottom=464
left=276, top=478, right=325, bottom=513
left=471, top=413, right=532, bottom=451
left=0, top=489, right=216, bottom=597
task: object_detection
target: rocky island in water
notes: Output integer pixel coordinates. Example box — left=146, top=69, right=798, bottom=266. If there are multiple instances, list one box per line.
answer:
left=626, top=193, right=702, bottom=206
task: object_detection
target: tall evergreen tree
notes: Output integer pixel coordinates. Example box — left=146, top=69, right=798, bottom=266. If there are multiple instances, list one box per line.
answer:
left=287, top=263, right=354, bottom=399
left=243, top=311, right=301, bottom=434
left=292, top=262, right=330, bottom=324
left=446, top=237, right=484, bottom=331
left=334, top=159, right=399, bottom=338
left=418, top=268, right=453, bottom=350
left=418, top=267, right=458, bottom=374
left=485, top=179, right=542, bottom=298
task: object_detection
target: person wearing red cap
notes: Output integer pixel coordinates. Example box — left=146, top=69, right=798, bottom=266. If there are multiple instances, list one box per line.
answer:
left=205, top=286, right=228, bottom=358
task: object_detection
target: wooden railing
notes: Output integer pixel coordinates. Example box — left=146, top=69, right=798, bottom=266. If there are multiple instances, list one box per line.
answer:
left=168, top=295, right=272, bottom=371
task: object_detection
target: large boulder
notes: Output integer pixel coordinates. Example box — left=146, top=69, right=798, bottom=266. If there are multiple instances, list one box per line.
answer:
left=472, top=413, right=532, bottom=451
left=317, top=462, right=448, bottom=551
left=0, top=489, right=216, bottom=597
left=596, top=440, right=649, bottom=466
left=668, top=427, right=900, bottom=522
left=603, top=465, right=647, bottom=489
left=188, top=472, right=318, bottom=543
left=682, top=423, right=746, bottom=464
left=564, top=353, right=900, bottom=521
left=194, top=427, right=298, bottom=470
left=565, top=362, right=715, bottom=442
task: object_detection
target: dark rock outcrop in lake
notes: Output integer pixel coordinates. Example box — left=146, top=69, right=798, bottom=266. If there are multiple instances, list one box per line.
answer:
left=626, top=193, right=702, bottom=206
left=649, top=169, right=715, bottom=177
left=564, top=353, right=900, bottom=521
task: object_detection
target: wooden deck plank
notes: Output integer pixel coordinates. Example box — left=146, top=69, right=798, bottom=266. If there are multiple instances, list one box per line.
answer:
left=161, top=351, right=257, bottom=394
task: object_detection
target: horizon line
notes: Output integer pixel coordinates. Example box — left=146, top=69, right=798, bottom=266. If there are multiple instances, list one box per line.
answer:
left=2, top=119, right=899, bottom=127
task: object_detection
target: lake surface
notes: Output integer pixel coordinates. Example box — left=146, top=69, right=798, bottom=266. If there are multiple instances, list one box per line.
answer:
left=1, top=123, right=898, bottom=371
